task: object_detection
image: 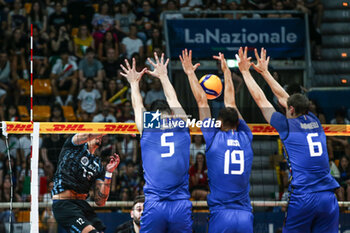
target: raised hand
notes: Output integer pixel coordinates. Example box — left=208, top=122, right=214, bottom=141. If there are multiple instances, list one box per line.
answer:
left=251, top=48, right=270, bottom=74
left=120, top=58, right=147, bottom=84
left=237, top=46, right=252, bottom=73
left=106, top=153, right=120, bottom=173
left=213, top=52, right=229, bottom=73
left=146, top=52, right=169, bottom=78
left=179, top=49, right=200, bottom=75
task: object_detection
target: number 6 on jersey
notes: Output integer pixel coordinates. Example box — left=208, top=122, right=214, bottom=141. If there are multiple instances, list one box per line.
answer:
left=224, top=150, right=244, bottom=175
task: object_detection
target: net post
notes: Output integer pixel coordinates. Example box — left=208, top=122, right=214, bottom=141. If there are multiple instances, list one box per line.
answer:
left=30, top=123, right=40, bottom=233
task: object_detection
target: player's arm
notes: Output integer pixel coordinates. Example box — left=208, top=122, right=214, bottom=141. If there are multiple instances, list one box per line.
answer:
left=120, top=58, right=147, bottom=134
left=72, top=134, right=105, bottom=145
left=147, top=52, right=187, bottom=119
left=179, top=49, right=211, bottom=121
left=95, top=153, right=120, bottom=206
left=251, top=48, right=289, bottom=109
left=213, top=52, right=243, bottom=120
left=238, top=47, right=276, bottom=124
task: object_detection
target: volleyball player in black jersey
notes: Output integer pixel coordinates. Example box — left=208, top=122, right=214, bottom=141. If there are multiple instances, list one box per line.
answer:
left=52, top=133, right=120, bottom=233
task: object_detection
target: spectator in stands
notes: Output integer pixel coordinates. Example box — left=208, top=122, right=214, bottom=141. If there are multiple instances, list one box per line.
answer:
left=267, top=1, right=292, bottom=18
left=179, top=0, right=203, bottom=11
left=49, top=104, right=66, bottom=122
left=78, top=48, right=104, bottom=91
left=144, top=79, right=166, bottom=110
left=50, top=25, right=74, bottom=56
left=73, top=24, right=95, bottom=59
left=136, top=0, right=158, bottom=40
left=248, top=0, right=271, bottom=10
left=0, top=51, right=11, bottom=118
left=304, top=0, right=323, bottom=30
left=7, top=0, right=26, bottom=33
left=116, top=100, right=134, bottom=122
left=117, top=134, right=138, bottom=163
left=103, top=48, right=121, bottom=80
left=159, top=0, right=183, bottom=27
left=41, top=134, right=66, bottom=172
left=4, top=105, right=20, bottom=121
left=98, top=30, right=119, bottom=62
left=77, top=78, right=101, bottom=120
left=48, top=1, right=69, bottom=33
left=121, top=24, right=144, bottom=60
left=33, top=25, right=49, bottom=78
left=0, top=175, right=21, bottom=224
left=92, top=102, right=117, bottom=122
left=50, top=50, right=78, bottom=106
left=92, top=2, right=114, bottom=45
left=114, top=195, right=144, bottom=233
left=28, top=0, right=48, bottom=39
left=189, top=152, right=209, bottom=200
left=118, top=160, right=141, bottom=200
left=331, top=108, right=350, bottom=125
left=7, top=28, right=28, bottom=80
left=114, top=2, right=136, bottom=36
left=309, top=99, right=326, bottom=124
left=103, top=79, right=118, bottom=106
left=338, top=156, right=350, bottom=201
left=41, top=181, right=57, bottom=233
left=0, top=132, right=19, bottom=161
left=190, top=135, right=206, bottom=165
left=146, top=27, right=165, bottom=58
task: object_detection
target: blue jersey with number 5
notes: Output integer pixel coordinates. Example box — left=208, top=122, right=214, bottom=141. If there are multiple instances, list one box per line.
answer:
left=270, top=112, right=339, bottom=194
left=201, top=119, right=253, bottom=211
left=141, top=119, right=191, bottom=201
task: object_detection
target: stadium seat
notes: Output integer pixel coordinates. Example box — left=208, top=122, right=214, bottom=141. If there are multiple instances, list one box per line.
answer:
left=34, top=79, right=52, bottom=96
left=250, top=170, right=278, bottom=185
left=322, top=0, right=348, bottom=9
left=16, top=210, right=30, bottom=222
left=18, top=105, right=30, bottom=121
left=17, top=79, right=30, bottom=96
left=92, top=3, right=99, bottom=12
left=33, top=105, right=51, bottom=122
left=312, top=61, right=350, bottom=74
left=323, top=35, right=350, bottom=48
left=62, top=105, right=77, bottom=122
left=321, top=22, right=350, bottom=34
left=321, top=48, right=350, bottom=60
left=323, top=9, right=350, bottom=22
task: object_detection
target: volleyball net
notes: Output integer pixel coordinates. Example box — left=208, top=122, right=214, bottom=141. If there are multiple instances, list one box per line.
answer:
left=1, top=121, right=350, bottom=233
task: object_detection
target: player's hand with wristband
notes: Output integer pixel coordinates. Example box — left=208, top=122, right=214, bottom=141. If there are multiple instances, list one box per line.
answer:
left=105, top=153, right=120, bottom=179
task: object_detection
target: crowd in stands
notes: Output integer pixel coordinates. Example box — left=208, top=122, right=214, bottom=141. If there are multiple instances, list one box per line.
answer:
left=0, top=0, right=349, bottom=230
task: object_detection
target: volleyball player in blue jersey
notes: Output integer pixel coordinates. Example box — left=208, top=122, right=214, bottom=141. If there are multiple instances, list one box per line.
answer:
left=180, top=49, right=254, bottom=233
left=238, top=47, right=339, bottom=233
left=120, top=53, right=192, bottom=233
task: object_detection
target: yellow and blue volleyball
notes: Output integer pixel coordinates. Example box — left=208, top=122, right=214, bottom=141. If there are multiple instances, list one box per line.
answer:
left=199, top=74, right=223, bottom=100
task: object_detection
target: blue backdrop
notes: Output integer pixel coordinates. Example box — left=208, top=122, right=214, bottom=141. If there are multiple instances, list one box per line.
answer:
left=166, top=19, right=306, bottom=59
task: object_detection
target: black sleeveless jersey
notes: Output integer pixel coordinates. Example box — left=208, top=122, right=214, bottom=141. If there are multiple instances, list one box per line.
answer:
left=52, top=136, right=105, bottom=195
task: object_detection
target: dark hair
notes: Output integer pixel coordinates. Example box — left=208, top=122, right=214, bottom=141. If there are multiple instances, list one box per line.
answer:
left=133, top=195, right=145, bottom=208
left=334, top=108, right=346, bottom=118
left=287, top=93, right=309, bottom=115
left=86, top=47, right=95, bottom=54
left=150, top=100, right=171, bottom=114
left=194, top=152, right=207, bottom=171
left=218, top=107, right=239, bottom=129
left=286, top=83, right=301, bottom=95
left=51, top=103, right=64, bottom=119
left=30, top=0, right=44, bottom=22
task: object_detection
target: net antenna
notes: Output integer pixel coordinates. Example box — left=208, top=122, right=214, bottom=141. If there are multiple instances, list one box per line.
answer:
left=1, top=122, right=14, bottom=232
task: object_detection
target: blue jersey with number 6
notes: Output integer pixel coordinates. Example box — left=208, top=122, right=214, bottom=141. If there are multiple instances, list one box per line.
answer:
left=201, top=118, right=253, bottom=211
left=270, top=112, right=339, bottom=194
left=141, top=119, right=191, bottom=201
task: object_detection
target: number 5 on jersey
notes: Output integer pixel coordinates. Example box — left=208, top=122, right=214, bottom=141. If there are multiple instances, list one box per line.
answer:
left=224, top=150, right=244, bottom=175
left=161, top=132, right=174, bottom=158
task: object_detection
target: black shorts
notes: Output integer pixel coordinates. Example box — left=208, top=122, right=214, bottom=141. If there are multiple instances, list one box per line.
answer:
left=52, top=199, right=106, bottom=232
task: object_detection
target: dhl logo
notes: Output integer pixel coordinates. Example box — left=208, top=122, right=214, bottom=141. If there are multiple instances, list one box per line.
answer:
left=6, top=123, right=33, bottom=132
left=47, top=124, right=93, bottom=132
left=98, top=124, right=138, bottom=132
left=251, top=125, right=278, bottom=133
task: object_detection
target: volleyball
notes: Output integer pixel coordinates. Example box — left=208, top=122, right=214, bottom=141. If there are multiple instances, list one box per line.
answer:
left=199, top=74, right=223, bottom=100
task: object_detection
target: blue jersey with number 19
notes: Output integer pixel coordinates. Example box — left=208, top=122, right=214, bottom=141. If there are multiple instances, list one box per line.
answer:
left=141, top=119, right=191, bottom=201
left=270, top=112, right=339, bottom=194
left=201, top=118, right=253, bottom=212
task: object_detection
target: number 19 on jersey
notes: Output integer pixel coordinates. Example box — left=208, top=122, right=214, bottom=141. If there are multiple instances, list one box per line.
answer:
left=224, top=150, right=244, bottom=175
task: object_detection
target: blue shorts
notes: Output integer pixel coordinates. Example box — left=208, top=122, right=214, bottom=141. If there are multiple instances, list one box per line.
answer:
left=208, top=209, right=253, bottom=233
left=283, top=191, right=339, bottom=233
left=140, top=199, right=192, bottom=233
